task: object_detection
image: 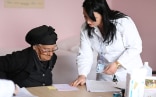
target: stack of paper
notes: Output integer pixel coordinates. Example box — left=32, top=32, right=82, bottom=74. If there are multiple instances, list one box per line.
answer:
left=86, top=80, right=125, bottom=92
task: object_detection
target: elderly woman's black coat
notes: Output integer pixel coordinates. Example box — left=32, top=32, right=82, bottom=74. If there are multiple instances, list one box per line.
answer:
left=0, top=47, right=57, bottom=87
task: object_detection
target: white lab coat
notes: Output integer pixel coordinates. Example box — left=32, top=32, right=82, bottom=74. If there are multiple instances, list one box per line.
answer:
left=0, top=79, right=15, bottom=97
left=77, top=16, right=143, bottom=82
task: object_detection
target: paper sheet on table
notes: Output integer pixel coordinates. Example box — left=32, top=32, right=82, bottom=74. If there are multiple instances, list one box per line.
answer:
left=86, top=80, right=125, bottom=92
left=13, top=87, right=37, bottom=97
left=114, top=81, right=126, bottom=89
left=53, top=84, right=79, bottom=91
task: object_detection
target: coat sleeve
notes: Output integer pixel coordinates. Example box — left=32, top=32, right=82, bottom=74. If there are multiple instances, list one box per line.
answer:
left=76, top=24, right=94, bottom=77
left=0, top=54, right=18, bottom=78
left=0, top=48, right=31, bottom=80
left=117, top=17, right=142, bottom=69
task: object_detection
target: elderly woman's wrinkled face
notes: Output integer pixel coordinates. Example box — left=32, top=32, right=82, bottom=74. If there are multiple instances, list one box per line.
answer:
left=33, top=44, right=58, bottom=61
left=83, top=9, right=103, bottom=28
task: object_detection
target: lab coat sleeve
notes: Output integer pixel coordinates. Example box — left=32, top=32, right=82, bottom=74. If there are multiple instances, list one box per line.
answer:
left=117, top=17, right=142, bottom=69
left=76, top=24, right=94, bottom=77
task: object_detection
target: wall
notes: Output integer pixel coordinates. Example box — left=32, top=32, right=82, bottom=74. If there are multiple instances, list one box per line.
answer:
left=0, top=0, right=155, bottom=70
left=111, top=0, right=156, bottom=70
left=0, top=0, right=84, bottom=48
left=0, top=0, right=113, bottom=49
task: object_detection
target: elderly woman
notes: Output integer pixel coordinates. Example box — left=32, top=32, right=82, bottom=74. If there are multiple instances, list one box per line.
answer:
left=0, top=25, right=58, bottom=87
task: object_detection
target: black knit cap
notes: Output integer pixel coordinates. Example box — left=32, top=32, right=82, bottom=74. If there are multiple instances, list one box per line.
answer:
left=25, top=25, right=57, bottom=45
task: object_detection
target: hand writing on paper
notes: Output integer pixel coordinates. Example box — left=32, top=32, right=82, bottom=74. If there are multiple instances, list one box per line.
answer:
left=70, top=75, right=86, bottom=87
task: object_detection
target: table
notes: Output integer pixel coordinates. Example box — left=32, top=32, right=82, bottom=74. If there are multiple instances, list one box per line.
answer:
left=27, top=85, right=114, bottom=97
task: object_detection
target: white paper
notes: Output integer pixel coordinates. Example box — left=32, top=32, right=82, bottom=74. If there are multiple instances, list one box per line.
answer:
left=13, top=87, right=37, bottom=97
left=144, top=89, right=156, bottom=97
left=114, top=81, right=126, bottom=89
left=53, top=84, right=79, bottom=91
left=86, top=80, right=122, bottom=92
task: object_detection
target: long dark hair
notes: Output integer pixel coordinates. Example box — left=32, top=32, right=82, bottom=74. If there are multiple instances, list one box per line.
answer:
left=83, top=0, right=127, bottom=44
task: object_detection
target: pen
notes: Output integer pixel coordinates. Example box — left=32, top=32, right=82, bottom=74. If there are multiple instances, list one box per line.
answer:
left=13, top=84, right=19, bottom=96
left=13, top=84, right=16, bottom=96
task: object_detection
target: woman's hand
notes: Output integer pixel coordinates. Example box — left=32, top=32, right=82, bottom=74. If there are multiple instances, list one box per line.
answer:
left=104, top=62, right=118, bottom=75
left=70, top=75, right=86, bottom=87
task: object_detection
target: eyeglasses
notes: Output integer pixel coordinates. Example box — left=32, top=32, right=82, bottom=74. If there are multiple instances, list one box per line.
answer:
left=38, top=44, right=58, bottom=54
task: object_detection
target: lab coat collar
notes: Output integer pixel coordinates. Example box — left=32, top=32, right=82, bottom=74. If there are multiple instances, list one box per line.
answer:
left=93, top=26, right=104, bottom=40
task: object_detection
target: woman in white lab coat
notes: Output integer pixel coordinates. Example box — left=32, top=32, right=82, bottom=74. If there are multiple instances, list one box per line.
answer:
left=71, top=0, right=143, bottom=86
